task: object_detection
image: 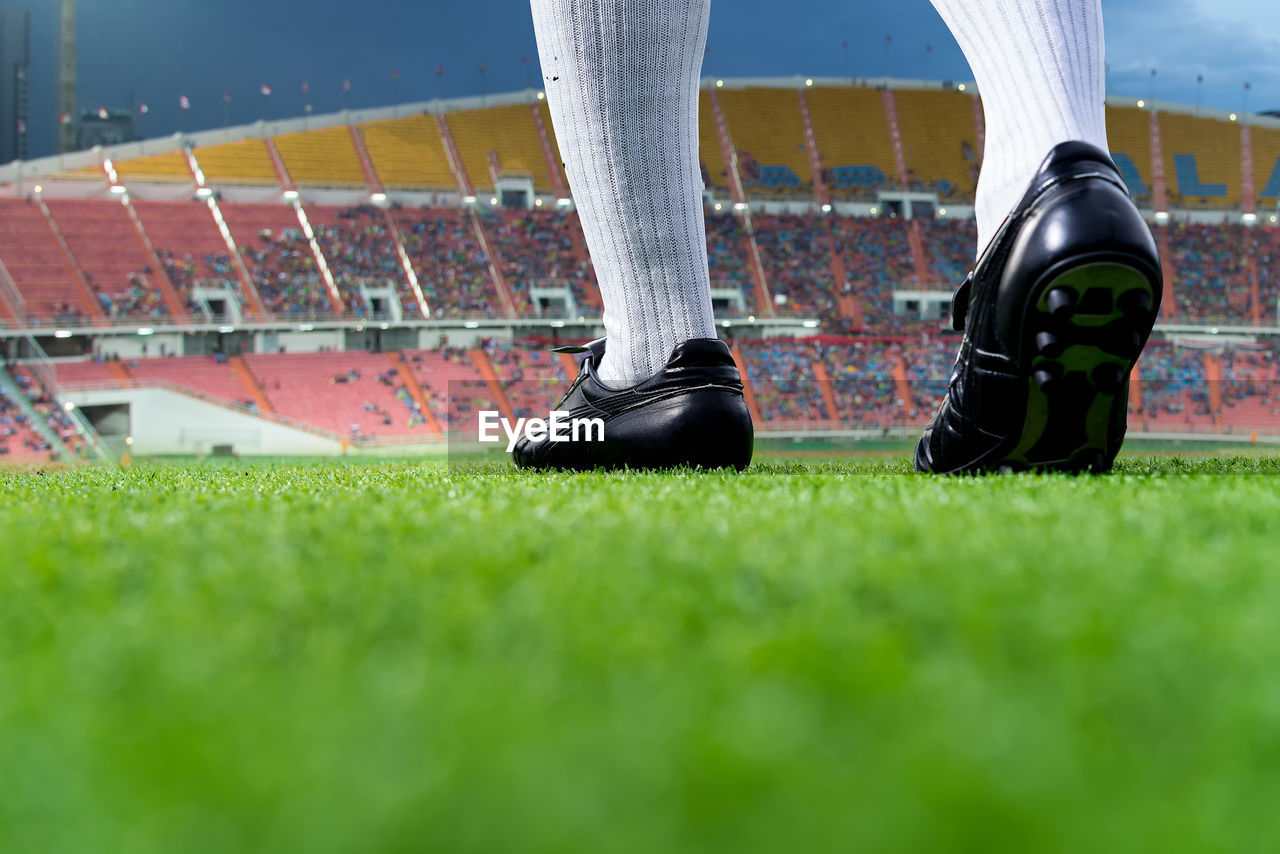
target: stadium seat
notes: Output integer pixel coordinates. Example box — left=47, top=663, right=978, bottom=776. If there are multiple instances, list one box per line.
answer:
left=44, top=199, right=169, bottom=319
left=273, top=126, right=367, bottom=188
left=894, top=88, right=979, bottom=201
left=805, top=87, right=898, bottom=199
left=0, top=197, right=97, bottom=321
left=359, top=114, right=456, bottom=190
left=717, top=87, right=813, bottom=198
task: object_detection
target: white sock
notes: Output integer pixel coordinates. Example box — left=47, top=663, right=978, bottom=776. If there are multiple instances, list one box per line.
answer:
left=932, top=0, right=1110, bottom=255
left=530, top=0, right=718, bottom=387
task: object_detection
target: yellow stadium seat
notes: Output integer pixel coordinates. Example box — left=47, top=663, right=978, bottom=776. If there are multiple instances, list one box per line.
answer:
left=446, top=104, right=552, bottom=194
left=1105, top=104, right=1152, bottom=201
left=113, top=151, right=191, bottom=183
left=895, top=89, right=979, bottom=201
left=197, top=138, right=280, bottom=185
left=805, top=87, right=898, bottom=200
left=360, top=114, right=455, bottom=190
left=717, top=87, right=811, bottom=198
left=273, top=126, right=366, bottom=188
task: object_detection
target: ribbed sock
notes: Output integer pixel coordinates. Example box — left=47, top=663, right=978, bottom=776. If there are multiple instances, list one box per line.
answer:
left=530, top=0, right=718, bottom=386
left=932, top=0, right=1110, bottom=254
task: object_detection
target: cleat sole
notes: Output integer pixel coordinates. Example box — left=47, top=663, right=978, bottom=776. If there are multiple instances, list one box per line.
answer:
left=1004, top=260, right=1159, bottom=473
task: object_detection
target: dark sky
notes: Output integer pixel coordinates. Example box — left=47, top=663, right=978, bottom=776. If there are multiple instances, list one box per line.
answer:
left=9, top=0, right=1279, bottom=161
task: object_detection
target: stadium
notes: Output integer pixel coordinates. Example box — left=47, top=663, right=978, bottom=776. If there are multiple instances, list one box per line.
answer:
left=1, top=78, right=1278, bottom=459
left=5, top=1, right=1280, bottom=850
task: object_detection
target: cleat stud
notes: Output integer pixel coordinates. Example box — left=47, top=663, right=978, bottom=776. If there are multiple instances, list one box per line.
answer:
left=1034, top=369, right=1060, bottom=391
left=1046, top=287, right=1077, bottom=317
left=1092, top=362, right=1125, bottom=394
left=1125, top=330, right=1144, bottom=357
left=1118, top=289, right=1152, bottom=318
left=1035, top=331, right=1064, bottom=358
left=1084, top=450, right=1108, bottom=473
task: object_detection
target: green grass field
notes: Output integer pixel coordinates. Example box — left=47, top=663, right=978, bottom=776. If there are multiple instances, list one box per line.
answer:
left=4, top=455, right=1280, bottom=852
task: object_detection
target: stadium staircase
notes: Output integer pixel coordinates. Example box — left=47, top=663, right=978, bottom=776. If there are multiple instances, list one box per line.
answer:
left=1246, top=250, right=1262, bottom=325
left=118, top=197, right=192, bottom=321
left=1205, top=352, right=1223, bottom=419
left=0, top=258, right=24, bottom=322
left=45, top=198, right=179, bottom=321
left=1147, top=110, right=1179, bottom=321
left=290, top=201, right=345, bottom=315
left=107, top=361, right=133, bottom=382
left=971, top=95, right=985, bottom=164
left=265, top=136, right=296, bottom=191
left=532, top=102, right=570, bottom=200
left=434, top=113, right=518, bottom=317
left=1129, top=363, right=1143, bottom=412
left=1148, top=109, right=1169, bottom=212
left=892, top=355, right=912, bottom=408
left=728, top=347, right=765, bottom=427
left=797, top=89, right=831, bottom=206
left=0, top=363, right=75, bottom=463
left=708, top=88, right=775, bottom=315
left=880, top=89, right=933, bottom=285
left=1241, top=123, right=1256, bottom=215
left=23, top=195, right=104, bottom=319
left=808, top=358, right=841, bottom=426
left=347, top=126, right=385, bottom=194
left=387, top=353, right=441, bottom=433
left=230, top=356, right=275, bottom=414
left=468, top=347, right=516, bottom=422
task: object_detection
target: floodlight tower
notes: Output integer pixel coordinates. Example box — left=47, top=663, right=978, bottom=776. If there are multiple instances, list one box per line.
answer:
left=57, top=0, right=76, bottom=153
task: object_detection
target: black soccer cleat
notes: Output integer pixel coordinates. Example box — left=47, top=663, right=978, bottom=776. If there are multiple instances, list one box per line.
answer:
left=915, top=141, right=1163, bottom=475
left=512, top=337, right=754, bottom=471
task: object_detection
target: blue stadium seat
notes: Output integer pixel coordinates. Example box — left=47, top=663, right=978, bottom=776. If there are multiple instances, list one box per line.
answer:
left=1172, top=153, right=1227, bottom=198
left=1111, top=152, right=1149, bottom=198
left=1261, top=155, right=1280, bottom=199
left=753, top=164, right=802, bottom=190
left=829, top=165, right=888, bottom=191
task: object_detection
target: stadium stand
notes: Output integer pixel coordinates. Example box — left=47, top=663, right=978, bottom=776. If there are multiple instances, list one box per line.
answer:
left=698, top=93, right=731, bottom=195
left=1105, top=104, right=1153, bottom=201
left=1254, top=124, right=1280, bottom=204
left=359, top=114, right=456, bottom=191
left=44, top=199, right=169, bottom=319
left=0, top=377, right=57, bottom=462
left=484, top=340, right=569, bottom=420
left=113, top=151, right=191, bottom=183
left=245, top=351, right=435, bottom=439
left=273, top=126, right=367, bottom=188
left=821, top=338, right=904, bottom=427
left=485, top=209, right=598, bottom=313
left=8, top=364, right=86, bottom=458
left=1167, top=223, right=1249, bottom=323
left=1159, top=113, right=1240, bottom=208
left=739, top=339, right=832, bottom=426
left=195, top=139, right=279, bottom=186
left=307, top=205, right=413, bottom=316
left=221, top=201, right=333, bottom=316
left=895, top=89, right=979, bottom=200
left=753, top=214, right=835, bottom=314
left=0, top=197, right=97, bottom=322
left=394, top=207, right=501, bottom=317
left=718, top=88, right=812, bottom=197
left=916, top=217, right=977, bottom=284
left=704, top=208, right=756, bottom=311
left=805, top=87, right=899, bottom=200
left=831, top=215, right=917, bottom=332
left=132, top=200, right=245, bottom=318
left=445, top=104, right=553, bottom=194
